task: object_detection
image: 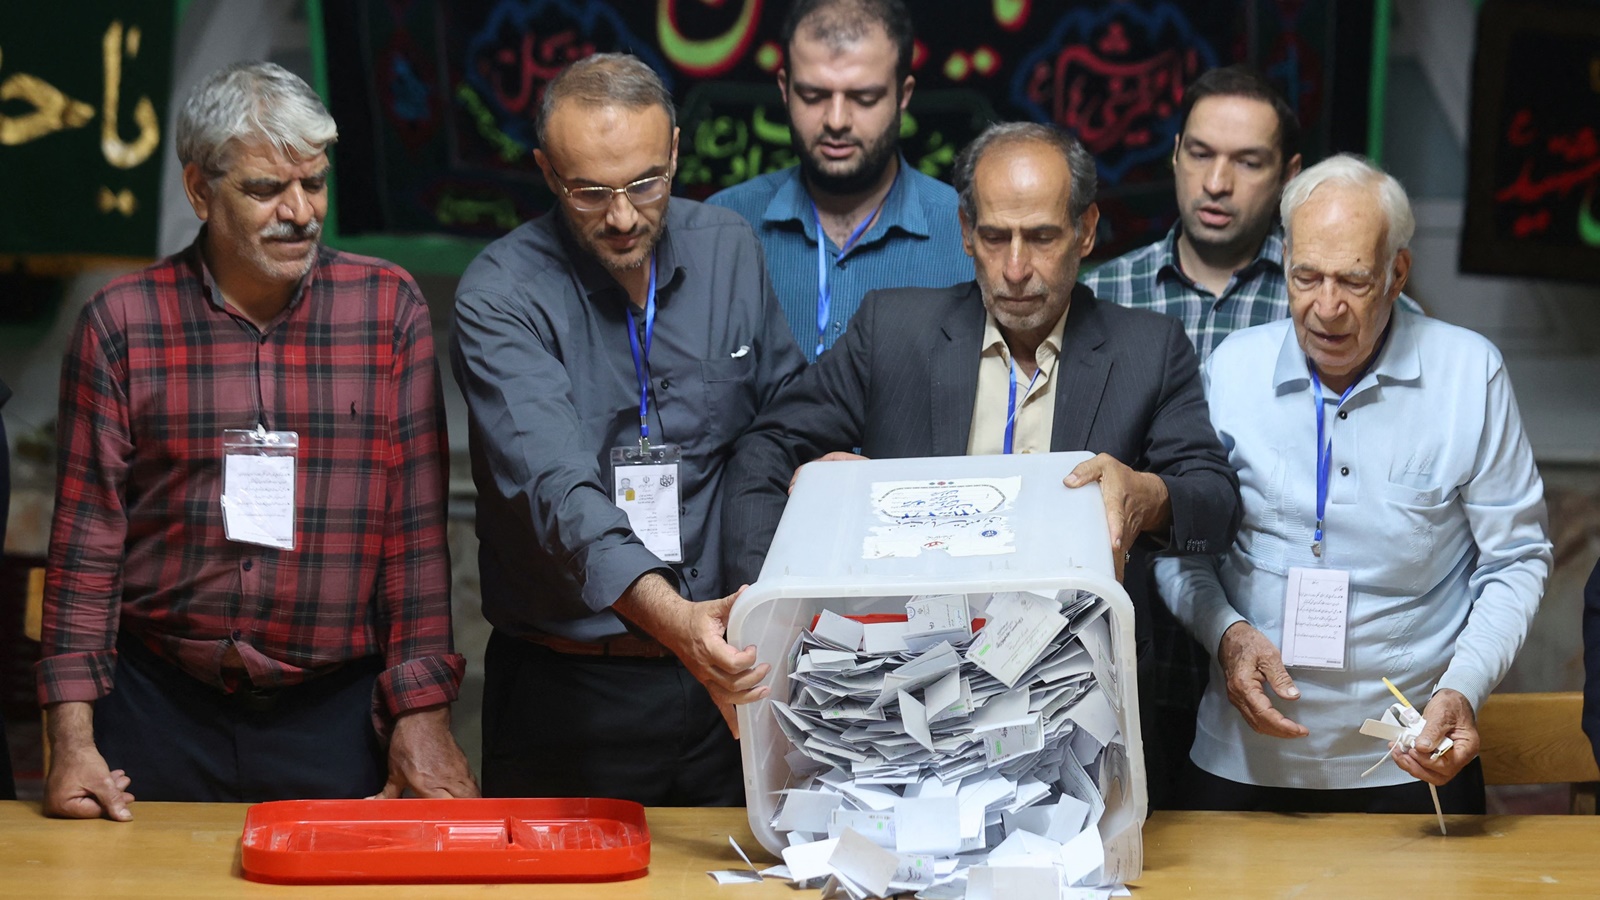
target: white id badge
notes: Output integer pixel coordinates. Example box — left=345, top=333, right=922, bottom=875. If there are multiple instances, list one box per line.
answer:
left=610, top=443, right=683, bottom=563
left=221, top=427, right=298, bottom=550
left=1280, top=566, right=1350, bottom=669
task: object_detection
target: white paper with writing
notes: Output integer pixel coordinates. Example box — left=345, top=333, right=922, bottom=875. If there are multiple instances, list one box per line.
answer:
left=863, top=477, right=1020, bottom=559
left=1281, top=566, right=1351, bottom=669
left=221, top=454, right=296, bottom=550
left=967, top=591, right=1069, bottom=688
left=830, top=808, right=896, bottom=846
left=905, top=593, right=972, bottom=651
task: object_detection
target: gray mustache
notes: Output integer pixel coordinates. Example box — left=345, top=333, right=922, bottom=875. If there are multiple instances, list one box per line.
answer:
left=261, top=219, right=322, bottom=241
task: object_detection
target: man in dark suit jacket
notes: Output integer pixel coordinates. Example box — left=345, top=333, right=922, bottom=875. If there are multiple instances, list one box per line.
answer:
left=721, top=122, right=1240, bottom=637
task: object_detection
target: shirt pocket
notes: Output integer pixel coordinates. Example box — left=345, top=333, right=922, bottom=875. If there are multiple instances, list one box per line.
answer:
left=701, top=355, right=757, bottom=446
left=1379, top=480, right=1444, bottom=507
left=1386, top=450, right=1445, bottom=503
left=1375, top=479, right=1452, bottom=590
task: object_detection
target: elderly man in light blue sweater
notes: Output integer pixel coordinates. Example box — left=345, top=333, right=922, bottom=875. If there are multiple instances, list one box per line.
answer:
left=1156, top=154, right=1551, bottom=813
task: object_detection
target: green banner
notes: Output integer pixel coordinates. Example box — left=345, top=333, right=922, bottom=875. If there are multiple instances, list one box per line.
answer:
left=0, top=3, right=174, bottom=256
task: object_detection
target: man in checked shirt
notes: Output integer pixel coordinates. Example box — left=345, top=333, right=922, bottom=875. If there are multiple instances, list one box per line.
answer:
left=37, top=62, right=476, bottom=819
left=1081, top=65, right=1421, bottom=809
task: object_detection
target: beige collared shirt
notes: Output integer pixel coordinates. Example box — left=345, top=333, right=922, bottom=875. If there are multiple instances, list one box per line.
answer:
left=966, top=307, right=1070, bottom=455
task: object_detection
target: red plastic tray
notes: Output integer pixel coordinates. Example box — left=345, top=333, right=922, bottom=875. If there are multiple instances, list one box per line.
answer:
left=240, top=797, right=650, bottom=884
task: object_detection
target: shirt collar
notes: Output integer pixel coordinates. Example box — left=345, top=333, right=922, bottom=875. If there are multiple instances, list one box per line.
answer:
left=1272, top=307, right=1421, bottom=396
left=980, top=303, right=1071, bottom=364
left=761, top=154, right=930, bottom=242
left=1156, top=222, right=1287, bottom=286
left=184, top=225, right=317, bottom=317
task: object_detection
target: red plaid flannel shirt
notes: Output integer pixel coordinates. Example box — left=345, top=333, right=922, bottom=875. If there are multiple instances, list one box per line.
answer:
left=37, top=240, right=464, bottom=717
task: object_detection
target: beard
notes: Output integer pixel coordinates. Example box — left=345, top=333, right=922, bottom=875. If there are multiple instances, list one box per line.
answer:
left=564, top=195, right=670, bottom=275
left=976, top=268, right=1075, bottom=336
left=987, top=292, right=1063, bottom=335
left=247, top=218, right=322, bottom=282
left=1178, top=199, right=1277, bottom=266
left=793, top=119, right=900, bottom=196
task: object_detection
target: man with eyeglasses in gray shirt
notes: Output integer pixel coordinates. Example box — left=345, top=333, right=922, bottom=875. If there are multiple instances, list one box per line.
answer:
left=453, top=54, right=805, bottom=804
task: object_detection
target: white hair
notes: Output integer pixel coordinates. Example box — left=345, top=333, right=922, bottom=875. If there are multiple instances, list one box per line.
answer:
left=177, top=61, right=337, bottom=177
left=1281, top=153, right=1415, bottom=279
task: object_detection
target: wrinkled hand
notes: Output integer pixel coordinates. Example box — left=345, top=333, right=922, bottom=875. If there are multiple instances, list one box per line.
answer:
left=790, top=451, right=869, bottom=494
left=614, top=576, right=772, bottom=738
left=44, top=744, right=134, bottom=821
left=1063, top=453, right=1171, bottom=581
left=369, top=705, right=480, bottom=799
left=660, top=587, right=770, bottom=738
left=1217, top=621, right=1309, bottom=739
left=1391, top=689, right=1479, bottom=786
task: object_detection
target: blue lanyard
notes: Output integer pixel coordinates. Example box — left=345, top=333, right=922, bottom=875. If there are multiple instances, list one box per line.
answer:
left=812, top=172, right=896, bottom=358
left=625, top=253, right=658, bottom=450
left=1307, top=329, right=1389, bottom=556
left=1003, top=361, right=1043, bottom=454
left=1308, top=372, right=1358, bottom=556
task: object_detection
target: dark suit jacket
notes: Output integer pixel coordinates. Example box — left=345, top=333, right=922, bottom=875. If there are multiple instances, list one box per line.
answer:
left=721, top=281, right=1240, bottom=589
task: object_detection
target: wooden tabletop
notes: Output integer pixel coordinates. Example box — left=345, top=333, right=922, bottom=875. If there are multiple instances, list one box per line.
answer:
left=2, top=800, right=1597, bottom=898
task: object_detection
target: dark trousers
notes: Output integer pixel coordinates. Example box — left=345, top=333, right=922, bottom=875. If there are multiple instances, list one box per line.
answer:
left=1180, top=757, right=1487, bottom=814
left=481, top=628, right=743, bottom=805
left=0, top=710, right=13, bottom=800
left=1137, top=649, right=1201, bottom=812
left=1128, top=551, right=1207, bottom=812
left=95, top=634, right=386, bottom=802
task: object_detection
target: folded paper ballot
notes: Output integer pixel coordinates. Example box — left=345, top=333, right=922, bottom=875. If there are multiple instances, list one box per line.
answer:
left=758, top=590, right=1124, bottom=900
left=904, top=594, right=972, bottom=652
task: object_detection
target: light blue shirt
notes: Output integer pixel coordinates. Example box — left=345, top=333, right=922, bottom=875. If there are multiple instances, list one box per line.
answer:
left=707, top=158, right=973, bottom=362
left=1155, top=311, right=1551, bottom=789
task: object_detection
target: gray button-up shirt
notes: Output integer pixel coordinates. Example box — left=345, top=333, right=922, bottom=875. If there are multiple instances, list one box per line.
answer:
left=452, top=200, right=805, bottom=640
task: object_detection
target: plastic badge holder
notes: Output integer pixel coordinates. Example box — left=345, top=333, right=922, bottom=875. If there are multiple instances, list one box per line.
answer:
left=728, top=450, right=1146, bottom=882
left=240, top=797, right=650, bottom=884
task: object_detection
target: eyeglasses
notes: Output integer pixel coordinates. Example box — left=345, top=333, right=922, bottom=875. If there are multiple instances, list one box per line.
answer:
left=547, top=165, right=672, bottom=212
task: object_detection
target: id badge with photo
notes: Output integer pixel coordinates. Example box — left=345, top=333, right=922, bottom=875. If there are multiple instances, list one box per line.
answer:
left=610, top=443, right=682, bottom=563
left=221, top=427, right=299, bottom=550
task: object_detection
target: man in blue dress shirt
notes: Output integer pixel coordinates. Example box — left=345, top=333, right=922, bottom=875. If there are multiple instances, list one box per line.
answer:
left=1156, top=155, right=1550, bottom=812
left=708, top=0, right=971, bottom=361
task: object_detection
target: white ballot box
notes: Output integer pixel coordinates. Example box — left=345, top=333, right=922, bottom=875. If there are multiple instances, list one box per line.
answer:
left=728, top=451, right=1146, bottom=894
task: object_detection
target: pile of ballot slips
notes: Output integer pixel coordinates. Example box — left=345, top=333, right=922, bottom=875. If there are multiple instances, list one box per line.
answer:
left=755, top=590, right=1134, bottom=899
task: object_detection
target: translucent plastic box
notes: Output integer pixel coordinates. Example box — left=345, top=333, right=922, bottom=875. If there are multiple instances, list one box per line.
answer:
left=728, top=451, right=1146, bottom=882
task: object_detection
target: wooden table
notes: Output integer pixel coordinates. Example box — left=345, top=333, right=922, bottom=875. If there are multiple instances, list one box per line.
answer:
left=3, top=800, right=1598, bottom=898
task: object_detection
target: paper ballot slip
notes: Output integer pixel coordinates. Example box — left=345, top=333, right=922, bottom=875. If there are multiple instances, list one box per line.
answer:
left=967, top=592, right=1070, bottom=688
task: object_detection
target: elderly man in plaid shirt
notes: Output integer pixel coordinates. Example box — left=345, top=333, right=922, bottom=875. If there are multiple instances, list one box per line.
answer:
left=1082, top=66, right=1421, bottom=809
left=37, top=62, right=476, bottom=820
